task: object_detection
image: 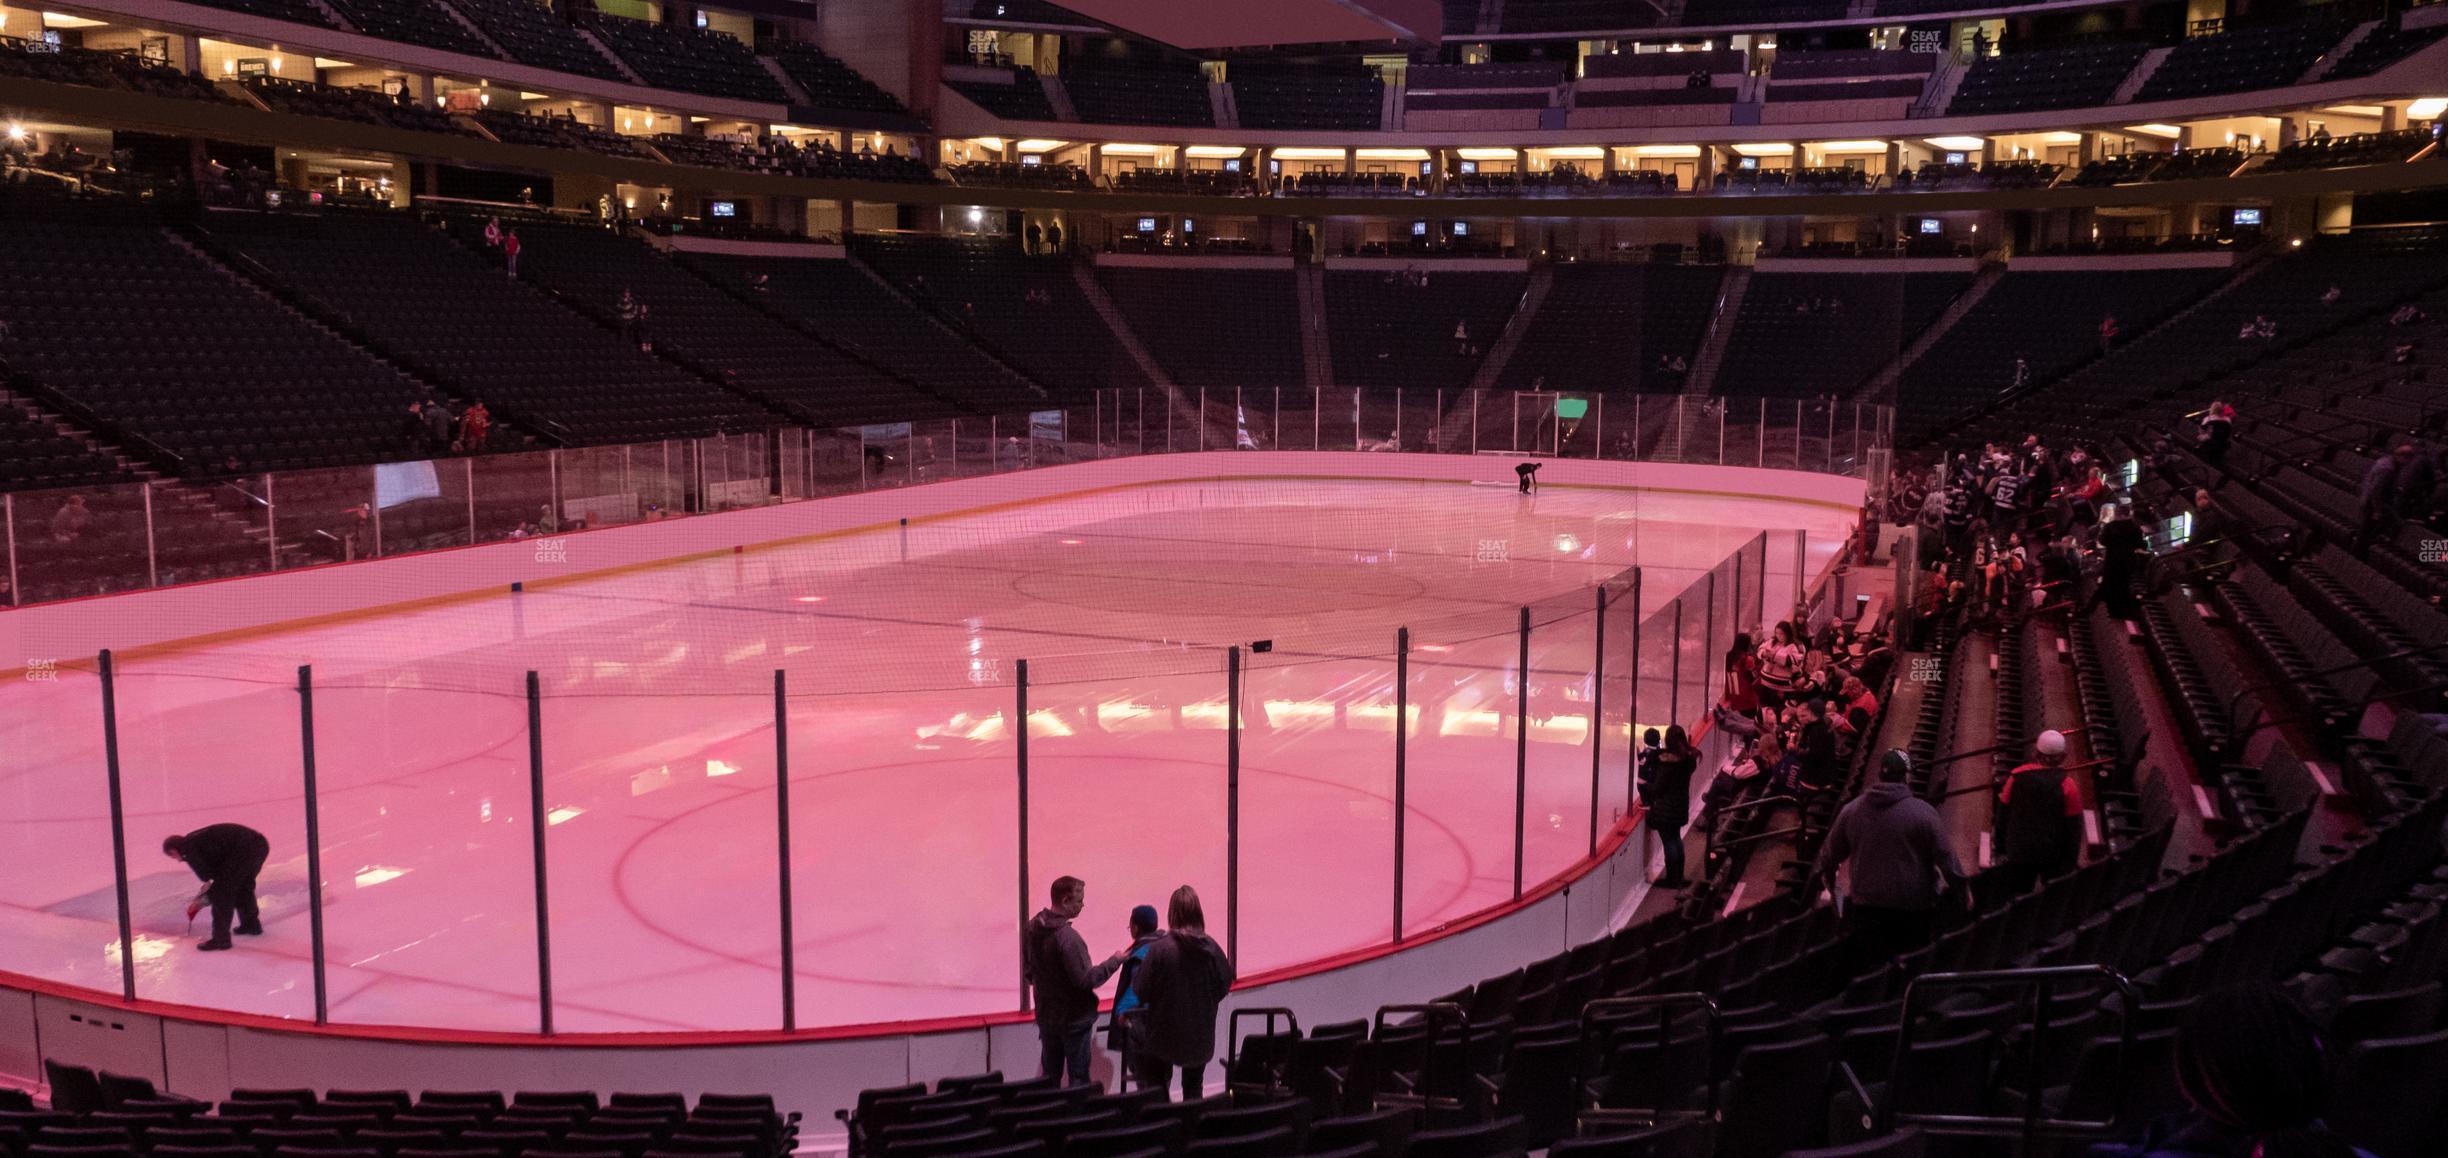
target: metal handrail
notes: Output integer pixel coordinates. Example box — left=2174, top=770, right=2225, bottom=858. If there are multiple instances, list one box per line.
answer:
left=1883, top=964, right=2140, bottom=1142
left=1577, top=993, right=1722, bottom=1124
left=1710, top=822, right=1804, bottom=854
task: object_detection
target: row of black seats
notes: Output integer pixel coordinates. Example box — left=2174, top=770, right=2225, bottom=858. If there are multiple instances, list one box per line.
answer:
left=12, top=1069, right=792, bottom=1158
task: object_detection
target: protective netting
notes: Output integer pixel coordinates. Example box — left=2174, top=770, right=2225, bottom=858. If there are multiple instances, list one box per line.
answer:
left=1, top=395, right=1879, bottom=1032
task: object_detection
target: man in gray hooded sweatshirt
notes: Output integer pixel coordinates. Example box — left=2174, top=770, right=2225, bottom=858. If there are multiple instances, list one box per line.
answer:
left=1028, top=875, right=1126, bottom=1086
left=1816, top=750, right=1965, bottom=974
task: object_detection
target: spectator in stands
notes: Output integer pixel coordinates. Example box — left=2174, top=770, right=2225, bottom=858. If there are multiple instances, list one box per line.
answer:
left=1993, top=730, right=2083, bottom=897
left=1816, top=750, right=1964, bottom=969
left=163, top=823, right=270, bottom=951
left=1639, top=725, right=1699, bottom=889
left=2093, top=503, right=2149, bottom=620
left=424, top=398, right=456, bottom=452
left=1756, top=621, right=1806, bottom=711
left=2355, top=441, right=2425, bottom=550
left=1943, top=472, right=1978, bottom=555
left=1916, top=478, right=1950, bottom=536
left=1025, top=875, right=1129, bottom=1087
left=1046, top=220, right=1063, bottom=252
left=1108, top=903, right=1161, bottom=1077
left=2094, top=985, right=2375, bottom=1158
left=503, top=229, right=522, bottom=277
left=2039, top=534, right=2083, bottom=597
left=1701, top=729, right=1778, bottom=831
left=1025, top=221, right=1042, bottom=255
left=2012, top=357, right=2030, bottom=388
left=1136, top=885, right=1234, bottom=1101
left=2389, top=303, right=2427, bottom=327
left=1836, top=675, right=1879, bottom=741
left=484, top=216, right=502, bottom=249
left=1987, top=458, right=2029, bottom=530
left=45, top=493, right=92, bottom=543
left=2065, top=464, right=2111, bottom=525
left=1782, top=697, right=1841, bottom=797
left=2320, top=284, right=2342, bottom=306
left=2098, top=314, right=2120, bottom=355
left=459, top=402, right=490, bottom=452
left=2197, top=401, right=2236, bottom=466
left=1717, top=631, right=1761, bottom=732
left=1849, top=631, right=1895, bottom=690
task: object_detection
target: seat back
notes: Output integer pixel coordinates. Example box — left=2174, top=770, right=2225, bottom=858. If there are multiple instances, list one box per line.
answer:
left=1403, top=1115, right=1528, bottom=1158
left=42, top=1062, right=106, bottom=1116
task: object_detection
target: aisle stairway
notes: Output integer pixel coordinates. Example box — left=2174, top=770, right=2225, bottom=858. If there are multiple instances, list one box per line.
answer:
left=1681, top=267, right=1751, bottom=396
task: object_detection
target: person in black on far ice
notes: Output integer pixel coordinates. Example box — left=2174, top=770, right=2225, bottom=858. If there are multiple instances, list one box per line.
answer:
left=1515, top=461, right=1541, bottom=493
left=163, top=823, right=270, bottom=951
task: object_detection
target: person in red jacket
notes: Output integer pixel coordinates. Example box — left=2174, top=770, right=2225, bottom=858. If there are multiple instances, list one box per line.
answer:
left=1717, top=631, right=1761, bottom=731
left=503, top=229, right=522, bottom=277
left=459, top=401, right=490, bottom=452
left=1994, top=730, right=2083, bottom=898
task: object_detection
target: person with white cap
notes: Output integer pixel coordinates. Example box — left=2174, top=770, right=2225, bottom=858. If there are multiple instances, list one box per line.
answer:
left=1993, top=729, right=2083, bottom=898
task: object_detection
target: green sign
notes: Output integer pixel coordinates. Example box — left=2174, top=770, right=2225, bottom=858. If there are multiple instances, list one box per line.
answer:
left=1555, top=398, right=1590, bottom=420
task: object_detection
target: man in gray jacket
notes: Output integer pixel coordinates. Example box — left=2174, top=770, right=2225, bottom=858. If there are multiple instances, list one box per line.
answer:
left=1027, top=875, right=1126, bottom=1086
left=1815, top=750, right=1965, bottom=974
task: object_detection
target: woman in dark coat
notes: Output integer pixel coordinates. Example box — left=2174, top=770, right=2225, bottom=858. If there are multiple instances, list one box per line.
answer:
left=1133, top=886, right=1236, bottom=1100
left=1639, top=725, right=1699, bottom=888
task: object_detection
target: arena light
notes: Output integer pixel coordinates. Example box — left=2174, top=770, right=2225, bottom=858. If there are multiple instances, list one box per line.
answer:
left=3, top=124, right=22, bottom=143
left=2125, top=124, right=2183, bottom=138
left=2409, top=97, right=2448, bottom=120
left=1013, top=138, right=1068, bottom=153
left=1540, top=146, right=1606, bottom=159
left=1730, top=143, right=1794, bottom=157
left=1098, top=143, right=1168, bottom=155
left=1629, top=144, right=1701, bottom=157
left=1455, top=147, right=1519, bottom=160
left=1271, top=147, right=1347, bottom=160
left=2041, top=131, right=2084, bottom=144
left=1356, top=147, right=1432, bottom=160
left=1814, top=140, right=1886, bottom=153
left=968, top=136, right=1006, bottom=150
left=1184, top=145, right=1247, bottom=158
left=41, top=13, right=109, bottom=28
left=1922, top=135, right=1986, bottom=151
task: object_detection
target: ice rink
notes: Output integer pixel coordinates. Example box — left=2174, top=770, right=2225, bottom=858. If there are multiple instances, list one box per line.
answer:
left=0, top=477, right=1853, bottom=1034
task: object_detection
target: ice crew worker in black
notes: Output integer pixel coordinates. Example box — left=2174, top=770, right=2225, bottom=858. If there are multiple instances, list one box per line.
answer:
left=163, top=823, right=270, bottom=951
